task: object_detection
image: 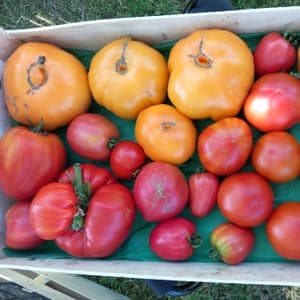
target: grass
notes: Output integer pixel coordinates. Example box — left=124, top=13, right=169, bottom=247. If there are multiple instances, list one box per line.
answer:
left=1, top=0, right=300, bottom=299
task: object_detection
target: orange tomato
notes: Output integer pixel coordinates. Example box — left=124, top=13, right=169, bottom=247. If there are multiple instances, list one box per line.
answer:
left=168, top=29, right=255, bottom=120
left=88, top=37, right=169, bottom=119
left=135, top=104, right=197, bottom=165
left=3, top=42, right=91, bottom=131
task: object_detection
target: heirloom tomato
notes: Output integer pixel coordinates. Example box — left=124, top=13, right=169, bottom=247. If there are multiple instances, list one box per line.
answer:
left=133, top=161, right=189, bottom=222
left=254, top=32, right=296, bottom=77
left=88, top=37, right=169, bottom=119
left=135, top=104, right=197, bottom=165
left=5, top=201, right=44, bottom=250
left=266, top=202, right=300, bottom=260
left=210, top=222, right=255, bottom=265
left=30, top=164, right=135, bottom=257
left=188, top=172, right=220, bottom=218
left=251, top=131, right=300, bottom=183
left=168, top=29, right=254, bottom=120
left=149, top=218, right=201, bottom=261
left=244, top=73, right=300, bottom=132
left=66, top=113, right=120, bottom=161
left=110, top=140, right=147, bottom=180
left=217, top=172, right=274, bottom=227
left=197, top=118, right=253, bottom=176
left=0, top=126, right=66, bottom=201
left=3, top=42, right=91, bottom=130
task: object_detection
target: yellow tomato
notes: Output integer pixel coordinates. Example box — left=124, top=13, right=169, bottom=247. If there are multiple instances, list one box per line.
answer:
left=135, top=104, right=197, bottom=165
left=168, top=29, right=255, bottom=120
left=3, top=42, right=92, bottom=130
left=88, top=37, right=169, bottom=119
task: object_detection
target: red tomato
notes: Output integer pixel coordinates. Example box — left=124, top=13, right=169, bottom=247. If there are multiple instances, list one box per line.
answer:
left=197, top=118, right=253, bottom=176
left=0, top=126, right=66, bottom=201
left=110, top=140, right=147, bottom=180
left=133, top=161, right=188, bottom=222
left=266, top=202, right=300, bottom=260
left=66, top=113, right=120, bottom=161
left=251, top=131, right=300, bottom=183
left=188, top=172, right=220, bottom=217
left=5, top=201, right=44, bottom=250
left=149, top=217, right=200, bottom=261
left=254, top=32, right=296, bottom=77
left=210, top=222, right=255, bottom=265
left=244, top=73, right=300, bottom=132
left=59, top=163, right=117, bottom=191
left=217, top=172, right=274, bottom=227
left=30, top=164, right=135, bottom=257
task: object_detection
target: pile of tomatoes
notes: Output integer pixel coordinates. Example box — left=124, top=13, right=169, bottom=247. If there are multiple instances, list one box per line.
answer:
left=0, top=29, right=299, bottom=264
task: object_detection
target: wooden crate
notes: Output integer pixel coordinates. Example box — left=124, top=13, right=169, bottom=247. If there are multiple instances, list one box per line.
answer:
left=0, top=7, right=300, bottom=286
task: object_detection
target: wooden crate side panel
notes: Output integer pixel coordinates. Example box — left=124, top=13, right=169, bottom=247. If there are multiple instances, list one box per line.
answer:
left=1, top=7, right=300, bottom=59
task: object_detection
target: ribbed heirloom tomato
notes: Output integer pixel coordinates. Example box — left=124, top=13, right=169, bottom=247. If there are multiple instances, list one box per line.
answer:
left=135, top=104, right=197, bottom=165
left=0, top=126, right=66, bottom=201
left=3, top=42, right=91, bottom=130
left=197, top=118, right=253, bottom=176
left=168, top=29, right=254, bottom=120
left=88, top=37, right=169, bottom=119
left=30, top=164, right=135, bottom=258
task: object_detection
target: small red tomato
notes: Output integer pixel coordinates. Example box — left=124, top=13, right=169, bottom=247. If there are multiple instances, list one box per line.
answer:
left=266, top=202, right=300, bottom=260
left=210, top=222, right=255, bottom=265
left=251, top=131, right=300, bottom=183
left=197, top=118, right=253, bottom=176
left=217, top=172, right=274, bottom=227
left=244, top=73, right=300, bottom=132
left=133, top=161, right=189, bottom=222
left=6, top=201, right=44, bottom=250
left=110, top=140, right=147, bottom=180
left=149, top=217, right=201, bottom=261
left=188, top=172, right=220, bottom=218
left=66, top=113, right=120, bottom=161
left=0, top=126, right=66, bottom=201
left=254, top=32, right=296, bottom=77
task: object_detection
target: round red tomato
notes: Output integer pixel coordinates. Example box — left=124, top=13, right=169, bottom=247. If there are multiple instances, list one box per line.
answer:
left=266, top=202, right=300, bottom=260
left=254, top=32, right=296, bottom=77
left=133, top=161, right=188, bottom=222
left=5, top=201, right=44, bottom=250
left=217, top=172, right=274, bottom=227
left=110, top=140, right=147, bottom=180
left=210, top=222, right=255, bottom=265
left=149, top=218, right=200, bottom=261
left=244, top=73, right=300, bottom=132
left=251, top=131, right=300, bottom=183
left=188, top=172, right=220, bottom=218
left=66, top=113, right=120, bottom=161
left=197, top=117, right=253, bottom=176
left=30, top=164, right=135, bottom=257
left=0, top=126, right=66, bottom=201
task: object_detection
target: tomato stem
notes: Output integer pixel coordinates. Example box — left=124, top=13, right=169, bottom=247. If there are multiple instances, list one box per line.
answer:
left=30, top=119, right=47, bottom=135
left=282, top=31, right=300, bottom=47
left=208, top=247, right=221, bottom=262
left=187, top=233, right=203, bottom=249
left=115, top=38, right=130, bottom=74
left=71, top=163, right=92, bottom=230
left=189, top=37, right=213, bottom=68
left=107, top=137, right=122, bottom=150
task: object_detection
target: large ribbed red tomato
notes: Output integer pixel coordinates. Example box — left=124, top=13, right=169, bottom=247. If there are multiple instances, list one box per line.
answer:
left=0, top=126, right=66, bottom=201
